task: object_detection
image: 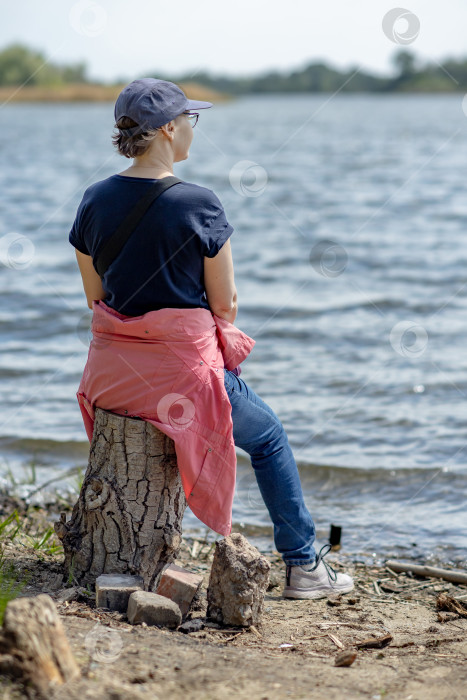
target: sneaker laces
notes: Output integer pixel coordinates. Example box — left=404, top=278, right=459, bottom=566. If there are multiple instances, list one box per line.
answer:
left=286, top=543, right=337, bottom=585
left=310, top=543, right=337, bottom=582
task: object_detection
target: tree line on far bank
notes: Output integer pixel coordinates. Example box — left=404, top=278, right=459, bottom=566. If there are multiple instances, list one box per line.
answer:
left=1, top=42, right=466, bottom=93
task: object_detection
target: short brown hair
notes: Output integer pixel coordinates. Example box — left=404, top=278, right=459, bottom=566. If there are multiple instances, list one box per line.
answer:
left=111, top=116, right=160, bottom=158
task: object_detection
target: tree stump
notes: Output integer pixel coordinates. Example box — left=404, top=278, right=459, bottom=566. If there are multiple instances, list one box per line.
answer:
left=54, top=407, right=187, bottom=591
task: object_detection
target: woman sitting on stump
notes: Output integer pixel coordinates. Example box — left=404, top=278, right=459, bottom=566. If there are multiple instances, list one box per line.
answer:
left=69, top=78, right=354, bottom=600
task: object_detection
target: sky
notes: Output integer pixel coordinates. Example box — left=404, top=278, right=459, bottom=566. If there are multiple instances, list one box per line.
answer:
left=1, top=0, right=467, bottom=83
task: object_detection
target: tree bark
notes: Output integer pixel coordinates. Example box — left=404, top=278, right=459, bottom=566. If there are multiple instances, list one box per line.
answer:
left=54, top=408, right=187, bottom=591
left=0, top=593, right=80, bottom=698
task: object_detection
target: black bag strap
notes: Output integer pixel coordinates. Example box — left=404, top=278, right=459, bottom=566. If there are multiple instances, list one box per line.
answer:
left=94, top=175, right=182, bottom=278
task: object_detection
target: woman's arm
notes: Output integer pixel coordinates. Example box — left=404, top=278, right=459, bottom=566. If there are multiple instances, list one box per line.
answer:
left=75, top=250, right=107, bottom=309
left=204, top=239, right=238, bottom=324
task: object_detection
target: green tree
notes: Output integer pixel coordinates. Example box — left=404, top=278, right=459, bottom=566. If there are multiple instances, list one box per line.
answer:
left=0, top=43, right=48, bottom=86
left=392, top=49, right=417, bottom=79
left=61, top=61, right=88, bottom=83
left=0, top=43, right=89, bottom=86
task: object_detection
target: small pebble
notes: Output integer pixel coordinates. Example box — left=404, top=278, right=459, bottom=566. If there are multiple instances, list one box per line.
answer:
left=177, top=618, right=205, bottom=634
left=334, top=648, right=357, bottom=667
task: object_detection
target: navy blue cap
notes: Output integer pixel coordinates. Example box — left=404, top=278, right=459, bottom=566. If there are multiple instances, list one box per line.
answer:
left=114, top=78, right=213, bottom=136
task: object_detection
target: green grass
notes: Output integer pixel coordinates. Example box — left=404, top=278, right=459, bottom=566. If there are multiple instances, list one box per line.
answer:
left=0, top=459, right=78, bottom=614
left=0, top=559, right=28, bottom=624
left=2, top=457, right=38, bottom=488
left=0, top=507, right=66, bottom=620
left=0, top=509, right=21, bottom=540
left=0, top=511, right=31, bottom=624
left=24, top=526, right=63, bottom=556
left=0, top=505, right=63, bottom=556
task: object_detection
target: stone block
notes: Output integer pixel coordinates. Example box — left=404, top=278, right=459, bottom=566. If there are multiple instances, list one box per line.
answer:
left=156, top=563, right=203, bottom=617
left=127, top=590, right=182, bottom=628
left=95, top=573, right=144, bottom=612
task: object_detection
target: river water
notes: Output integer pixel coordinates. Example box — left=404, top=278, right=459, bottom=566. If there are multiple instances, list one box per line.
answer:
left=1, top=94, right=466, bottom=566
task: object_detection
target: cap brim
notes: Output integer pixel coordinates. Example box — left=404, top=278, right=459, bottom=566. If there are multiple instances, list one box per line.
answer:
left=185, top=99, right=213, bottom=110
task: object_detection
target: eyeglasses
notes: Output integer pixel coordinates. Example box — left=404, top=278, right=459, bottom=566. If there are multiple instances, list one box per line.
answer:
left=184, top=112, right=199, bottom=128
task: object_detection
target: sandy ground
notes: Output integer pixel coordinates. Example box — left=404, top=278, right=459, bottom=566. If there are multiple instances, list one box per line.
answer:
left=0, top=500, right=466, bottom=700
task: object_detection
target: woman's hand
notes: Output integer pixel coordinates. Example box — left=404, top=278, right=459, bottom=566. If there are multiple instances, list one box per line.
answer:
left=204, top=239, right=237, bottom=324
left=75, top=250, right=107, bottom=309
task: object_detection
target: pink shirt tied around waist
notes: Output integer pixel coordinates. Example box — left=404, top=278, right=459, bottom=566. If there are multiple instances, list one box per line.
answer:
left=76, top=300, right=255, bottom=535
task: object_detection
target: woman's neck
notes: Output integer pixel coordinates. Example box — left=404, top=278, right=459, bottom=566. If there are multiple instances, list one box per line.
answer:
left=119, top=164, right=174, bottom=179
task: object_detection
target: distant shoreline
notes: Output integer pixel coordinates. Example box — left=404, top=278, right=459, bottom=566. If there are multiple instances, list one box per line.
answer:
left=0, top=82, right=463, bottom=104
left=0, top=82, right=233, bottom=104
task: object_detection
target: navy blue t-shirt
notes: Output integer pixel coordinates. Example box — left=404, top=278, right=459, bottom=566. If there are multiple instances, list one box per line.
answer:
left=68, top=174, right=234, bottom=316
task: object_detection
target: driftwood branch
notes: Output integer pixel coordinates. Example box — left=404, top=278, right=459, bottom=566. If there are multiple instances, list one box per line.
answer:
left=385, top=560, right=467, bottom=585
left=0, top=594, right=80, bottom=698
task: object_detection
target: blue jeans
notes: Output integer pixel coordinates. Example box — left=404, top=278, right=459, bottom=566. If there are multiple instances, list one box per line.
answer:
left=223, top=368, right=317, bottom=566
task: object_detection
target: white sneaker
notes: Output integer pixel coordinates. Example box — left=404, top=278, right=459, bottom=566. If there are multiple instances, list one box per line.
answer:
left=282, top=544, right=354, bottom=600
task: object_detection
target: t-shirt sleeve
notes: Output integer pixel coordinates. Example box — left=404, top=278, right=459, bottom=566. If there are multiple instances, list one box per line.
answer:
left=188, top=188, right=234, bottom=258
left=68, top=193, right=90, bottom=255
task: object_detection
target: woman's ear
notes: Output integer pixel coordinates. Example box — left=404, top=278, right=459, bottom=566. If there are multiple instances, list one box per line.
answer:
left=160, top=120, right=175, bottom=139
